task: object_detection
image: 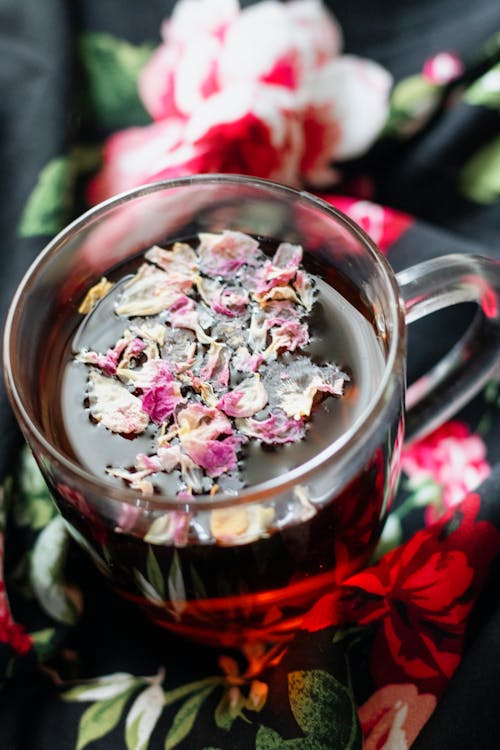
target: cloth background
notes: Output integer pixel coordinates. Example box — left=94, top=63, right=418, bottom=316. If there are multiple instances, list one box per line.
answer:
left=0, top=1, right=499, bottom=748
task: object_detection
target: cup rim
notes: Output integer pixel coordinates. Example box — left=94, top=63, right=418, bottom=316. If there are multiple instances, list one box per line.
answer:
left=3, top=174, right=406, bottom=511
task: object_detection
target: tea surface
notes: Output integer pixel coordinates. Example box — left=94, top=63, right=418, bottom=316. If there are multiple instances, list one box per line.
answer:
left=47, top=232, right=385, bottom=498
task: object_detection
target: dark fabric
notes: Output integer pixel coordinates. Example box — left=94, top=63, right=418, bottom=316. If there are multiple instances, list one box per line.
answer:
left=0, top=1, right=499, bottom=749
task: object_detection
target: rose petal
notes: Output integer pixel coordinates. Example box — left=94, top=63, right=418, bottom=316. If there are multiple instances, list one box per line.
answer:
left=88, top=372, right=149, bottom=435
left=217, top=374, right=268, bottom=418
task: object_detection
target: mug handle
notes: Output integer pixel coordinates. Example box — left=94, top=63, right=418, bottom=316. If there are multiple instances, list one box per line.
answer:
left=396, top=254, right=500, bottom=443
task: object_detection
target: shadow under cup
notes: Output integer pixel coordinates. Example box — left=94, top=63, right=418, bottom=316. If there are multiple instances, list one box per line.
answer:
left=4, top=176, right=406, bottom=647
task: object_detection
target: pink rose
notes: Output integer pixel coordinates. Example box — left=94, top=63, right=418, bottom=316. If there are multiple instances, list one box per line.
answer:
left=402, top=421, right=490, bottom=523
left=359, top=684, right=436, bottom=749
left=89, top=0, right=392, bottom=203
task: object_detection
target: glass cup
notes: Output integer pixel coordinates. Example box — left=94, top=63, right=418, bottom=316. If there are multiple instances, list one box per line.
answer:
left=4, top=175, right=500, bottom=648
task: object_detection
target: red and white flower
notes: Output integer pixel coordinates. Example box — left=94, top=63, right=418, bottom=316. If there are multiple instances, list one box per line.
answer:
left=89, top=0, right=392, bottom=202
left=401, top=420, right=490, bottom=523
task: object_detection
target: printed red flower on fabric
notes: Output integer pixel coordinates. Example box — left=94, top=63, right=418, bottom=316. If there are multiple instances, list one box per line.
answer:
left=359, top=683, right=436, bottom=750
left=0, top=540, right=31, bottom=656
left=401, top=420, right=490, bottom=524
left=88, top=0, right=392, bottom=203
left=303, top=492, right=500, bottom=695
left=323, top=195, right=413, bottom=253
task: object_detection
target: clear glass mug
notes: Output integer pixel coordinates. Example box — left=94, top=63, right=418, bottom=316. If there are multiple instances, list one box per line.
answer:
left=3, top=175, right=499, bottom=648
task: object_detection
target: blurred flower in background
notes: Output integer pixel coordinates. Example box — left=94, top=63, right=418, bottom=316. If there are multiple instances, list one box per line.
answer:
left=89, top=0, right=392, bottom=203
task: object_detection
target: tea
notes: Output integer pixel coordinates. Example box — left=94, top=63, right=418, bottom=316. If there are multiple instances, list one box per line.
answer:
left=41, top=231, right=390, bottom=645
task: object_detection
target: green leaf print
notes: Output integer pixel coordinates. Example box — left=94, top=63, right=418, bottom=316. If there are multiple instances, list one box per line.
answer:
left=63, top=672, right=142, bottom=702
left=288, top=670, right=361, bottom=749
left=255, top=726, right=286, bottom=750
left=125, top=683, right=165, bottom=750
left=19, top=156, right=73, bottom=237
left=13, top=449, right=56, bottom=530
left=167, top=550, right=186, bottom=617
left=162, top=677, right=223, bottom=708
left=255, top=727, right=329, bottom=750
left=78, top=32, right=154, bottom=130
left=18, top=145, right=101, bottom=239
left=146, top=545, right=165, bottom=599
left=29, top=627, right=57, bottom=660
left=214, top=689, right=240, bottom=731
left=461, top=135, right=500, bottom=204
left=383, top=75, right=440, bottom=138
left=30, top=516, right=83, bottom=625
left=465, top=62, right=500, bottom=110
left=165, top=685, right=217, bottom=750
left=74, top=688, right=137, bottom=750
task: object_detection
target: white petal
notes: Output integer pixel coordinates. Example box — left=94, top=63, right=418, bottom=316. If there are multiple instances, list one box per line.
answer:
left=63, top=673, right=139, bottom=702
left=125, top=683, right=165, bottom=750
left=167, top=0, right=239, bottom=43
left=305, top=55, right=392, bottom=161
left=88, top=372, right=149, bottom=435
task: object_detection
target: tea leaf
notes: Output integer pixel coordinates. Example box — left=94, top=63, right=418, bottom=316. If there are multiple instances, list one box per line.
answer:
left=165, top=685, right=215, bottom=749
left=30, top=516, right=83, bottom=625
left=74, top=689, right=136, bottom=750
left=125, top=683, right=164, bottom=750
left=146, top=546, right=165, bottom=599
left=78, top=32, right=153, bottom=130
left=288, top=670, right=360, bottom=748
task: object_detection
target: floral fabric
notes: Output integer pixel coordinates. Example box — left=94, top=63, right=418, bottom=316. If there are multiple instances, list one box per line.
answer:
left=1, top=1, right=500, bottom=749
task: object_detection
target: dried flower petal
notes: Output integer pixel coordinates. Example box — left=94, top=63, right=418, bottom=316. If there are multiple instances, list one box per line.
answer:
left=184, top=434, right=242, bottom=477
left=212, top=286, right=249, bottom=317
left=118, top=358, right=173, bottom=388
left=217, top=374, right=268, bottom=418
left=88, top=371, right=149, bottom=434
left=232, top=346, right=264, bottom=373
left=198, top=231, right=259, bottom=278
left=275, top=362, right=345, bottom=419
left=78, top=277, right=113, bottom=314
left=145, top=242, right=198, bottom=278
left=157, top=444, right=183, bottom=472
left=236, top=410, right=306, bottom=444
left=168, top=295, right=213, bottom=344
left=144, top=511, right=191, bottom=546
left=200, top=341, right=231, bottom=387
left=115, top=264, right=189, bottom=316
left=248, top=310, right=269, bottom=352
left=263, top=320, right=309, bottom=361
left=195, top=274, right=222, bottom=306
left=177, top=402, right=233, bottom=439
left=253, top=284, right=302, bottom=306
left=210, top=505, right=275, bottom=545
left=293, top=269, right=316, bottom=310
left=142, top=379, right=183, bottom=423
left=253, top=242, right=303, bottom=295
left=129, top=322, right=167, bottom=346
